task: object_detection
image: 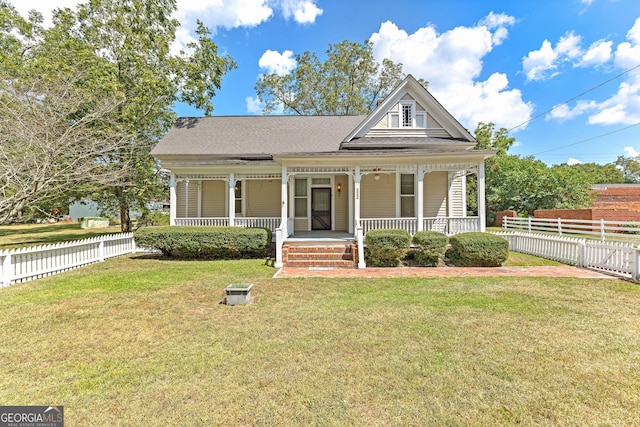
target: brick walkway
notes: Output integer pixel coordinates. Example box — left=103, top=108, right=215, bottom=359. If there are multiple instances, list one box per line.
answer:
left=274, top=265, right=621, bottom=279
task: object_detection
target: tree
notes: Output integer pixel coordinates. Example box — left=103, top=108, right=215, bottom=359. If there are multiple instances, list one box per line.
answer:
left=551, top=162, right=624, bottom=185
left=0, top=74, right=133, bottom=223
left=614, top=155, right=640, bottom=183
left=1, top=0, right=236, bottom=230
left=468, top=122, right=594, bottom=221
left=255, top=40, right=407, bottom=115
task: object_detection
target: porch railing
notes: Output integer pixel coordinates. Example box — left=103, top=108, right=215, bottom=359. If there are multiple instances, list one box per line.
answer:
left=361, top=217, right=480, bottom=236
left=175, top=217, right=280, bottom=231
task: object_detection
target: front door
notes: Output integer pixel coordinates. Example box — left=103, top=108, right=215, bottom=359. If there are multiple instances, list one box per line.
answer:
left=311, top=188, right=331, bottom=230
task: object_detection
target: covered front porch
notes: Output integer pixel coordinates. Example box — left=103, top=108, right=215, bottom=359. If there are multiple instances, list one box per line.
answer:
left=168, top=159, right=487, bottom=269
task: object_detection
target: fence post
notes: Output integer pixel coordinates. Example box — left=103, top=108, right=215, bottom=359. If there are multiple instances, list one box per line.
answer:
left=558, top=218, right=562, bottom=236
left=633, top=248, right=640, bottom=281
left=98, top=239, right=105, bottom=262
left=600, top=219, right=605, bottom=241
left=502, top=215, right=507, bottom=230
left=1, top=252, right=13, bottom=287
left=577, top=240, right=585, bottom=268
left=528, top=217, right=532, bottom=232
left=131, top=234, right=137, bottom=254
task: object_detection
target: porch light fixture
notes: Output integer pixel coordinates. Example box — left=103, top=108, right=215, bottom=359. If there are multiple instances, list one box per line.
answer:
left=374, top=174, right=380, bottom=181
left=336, top=183, right=342, bottom=192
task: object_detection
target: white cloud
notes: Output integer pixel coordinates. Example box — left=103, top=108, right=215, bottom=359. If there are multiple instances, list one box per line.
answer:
left=578, top=40, right=612, bottom=67
left=258, top=49, right=297, bottom=75
left=546, top=99, right=598, bottom=122
left=567, top=158, right=582, bottom=165
left=176, top=0, right=273, bottom=33
left=369, top=15, right=533, bottom=131
left=625, top=146, right=640, bottom=157
left=280, top=0, right=323, bottom=24
left=522, top=32, right=582, bottom=81
left=245, top=96, right=263, bottom=114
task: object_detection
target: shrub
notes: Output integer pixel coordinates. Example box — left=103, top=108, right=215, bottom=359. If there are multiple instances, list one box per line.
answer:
left=412, top=231, right=448, bottom=267
left=445, top=232, right=508, bottom=267
left=365, top=228, right=411, bottom=267
left=134, top=226, right=272, bottom=259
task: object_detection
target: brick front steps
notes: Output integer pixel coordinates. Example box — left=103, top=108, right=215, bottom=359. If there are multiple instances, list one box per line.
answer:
left=282, top=242, right=357, bottom=268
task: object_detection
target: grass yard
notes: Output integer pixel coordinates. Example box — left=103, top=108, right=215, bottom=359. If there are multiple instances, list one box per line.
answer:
left=0, top=256, right=638, bottom=426
left=0, top=222, right=123, bottom=249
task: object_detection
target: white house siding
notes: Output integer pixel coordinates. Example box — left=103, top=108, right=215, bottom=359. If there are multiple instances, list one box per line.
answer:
left=245, top=180, right=280, bottom=217
left=449, top=173, right=466, bottom=217
left=424, top=172, right=448, bottom=217
left=176, top=180, right=200, bottom=218
left=361, top=173, right=396, bottom=218
left=201, top=180, right=226, bottom=217
left=334, top=174, right=349, bottom=231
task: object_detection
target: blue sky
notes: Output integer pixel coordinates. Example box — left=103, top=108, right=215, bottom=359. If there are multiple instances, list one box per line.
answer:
left=16, top=0, right=640, bottom=166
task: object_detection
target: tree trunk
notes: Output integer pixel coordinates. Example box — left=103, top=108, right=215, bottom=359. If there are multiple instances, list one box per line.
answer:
left=115, top=186, right=131, bottom=233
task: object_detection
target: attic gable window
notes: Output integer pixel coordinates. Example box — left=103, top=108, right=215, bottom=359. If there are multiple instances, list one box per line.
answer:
left=388, top=101, right=426, bottom=129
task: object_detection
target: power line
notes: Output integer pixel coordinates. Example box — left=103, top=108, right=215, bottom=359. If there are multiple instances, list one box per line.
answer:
left=531, top=121, right=640, bottom=156
left=507, top=64, right=640, bottom=133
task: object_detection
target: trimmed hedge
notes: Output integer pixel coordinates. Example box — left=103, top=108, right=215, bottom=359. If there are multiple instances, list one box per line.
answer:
left=365, top=228, right=411, bottom=267
left=412, top=231, right=448, bottom=267
left=445, top=232, right=509, bottom=267
left=134, top=226, right=272, bottom=259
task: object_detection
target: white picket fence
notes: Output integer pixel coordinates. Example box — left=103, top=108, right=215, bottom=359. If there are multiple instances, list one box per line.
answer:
left=496, top=231, right=640, bottom=279
left=0, top=233, right=136, bottom=287
left=502, top=216, right=640, bottom=240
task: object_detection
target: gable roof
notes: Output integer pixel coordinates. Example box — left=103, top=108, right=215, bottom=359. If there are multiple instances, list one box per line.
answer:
left=151, top=115, right=366, bottom=159
left=343, top=74, right=475, bottom=143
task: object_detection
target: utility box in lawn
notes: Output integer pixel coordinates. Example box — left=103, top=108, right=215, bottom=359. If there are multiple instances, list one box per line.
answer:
left=225, top=283, right=253, bottom=305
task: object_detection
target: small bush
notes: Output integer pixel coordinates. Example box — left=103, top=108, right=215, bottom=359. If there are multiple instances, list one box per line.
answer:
left=365, top=228, right=411, bottom=267
left=445, top=232, right=508, bottom=267
left=412, top=231, right=448, bottom=267
left=134, top=226, right=272, bottom=259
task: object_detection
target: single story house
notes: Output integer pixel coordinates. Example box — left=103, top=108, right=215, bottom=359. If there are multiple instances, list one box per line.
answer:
left=151, top=75, right=495, bottom=268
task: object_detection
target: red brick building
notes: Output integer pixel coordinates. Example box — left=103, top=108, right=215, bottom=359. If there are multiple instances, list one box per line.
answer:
left=535, top=184, right=640, bottom=222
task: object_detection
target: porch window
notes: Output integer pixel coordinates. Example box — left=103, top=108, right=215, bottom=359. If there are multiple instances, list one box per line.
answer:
left=400, top=174, right=415, bottom=217
left=234, top=181, right=242, bottom=214
left=294, top=178, right=307, bottom=217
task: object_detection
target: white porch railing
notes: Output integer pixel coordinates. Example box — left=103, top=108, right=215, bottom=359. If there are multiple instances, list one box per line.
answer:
left=274, top=217, right=293, bottom=269
left=176, top=217, right=229, bottom=227
left=495, top=231, right=640, bottom=279
left=361, top=218, right=418, bottom=235
left=361, top=217, right=481, bottom=236
left=175, top=217, right=280, bottom=231
left=1, top=233, right=136, bottom=287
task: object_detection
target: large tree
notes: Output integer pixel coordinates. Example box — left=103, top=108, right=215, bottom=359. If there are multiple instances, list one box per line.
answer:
left=0, top=0, right=236, bottom=230
left=255, top=40, right=406, bottom=115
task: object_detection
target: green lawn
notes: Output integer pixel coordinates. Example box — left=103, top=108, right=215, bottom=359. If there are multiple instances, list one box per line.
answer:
left=0, top=222, right=123, bottom=249
left=1, top=257, right=638, bottom=426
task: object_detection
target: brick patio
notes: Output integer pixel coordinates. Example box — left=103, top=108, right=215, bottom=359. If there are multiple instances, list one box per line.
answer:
left=274, top=265, right=620, bottom=279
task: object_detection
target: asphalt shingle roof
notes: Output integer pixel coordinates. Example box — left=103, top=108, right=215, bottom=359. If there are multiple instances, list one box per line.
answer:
left=151, top=115, right=367, bottom=157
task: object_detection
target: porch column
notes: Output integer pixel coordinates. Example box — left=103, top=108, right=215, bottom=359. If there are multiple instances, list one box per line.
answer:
left=169, top=173, right=177, bottom=226
left=477, top=161, right=486, bottom=232
left=354, top=166, right=362, bottom=233
left=417, top=165, right=424, bottom=232
left=228, top=172, right=235, bottom=226
left=348, top=174, right=354, bottom=234
left=281, top=165, right=288, bottom=232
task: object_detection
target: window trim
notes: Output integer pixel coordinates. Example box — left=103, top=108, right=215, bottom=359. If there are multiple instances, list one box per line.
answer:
left=398, top=173, right=416, bottom=218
